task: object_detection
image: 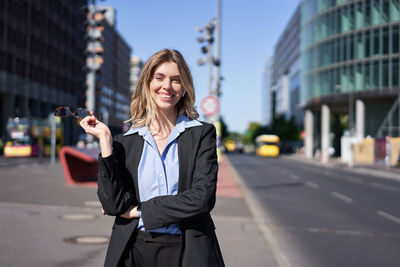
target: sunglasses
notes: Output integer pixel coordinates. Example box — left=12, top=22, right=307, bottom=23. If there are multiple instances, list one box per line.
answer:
left=54, top=107, right=93, bottom=118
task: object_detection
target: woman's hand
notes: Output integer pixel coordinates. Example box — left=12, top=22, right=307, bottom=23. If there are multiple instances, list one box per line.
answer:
left=79, top=115, right=111, bottom=139
left=79, top=115, right=113, bottom=157
left=120, top=206, right=140, bottom=219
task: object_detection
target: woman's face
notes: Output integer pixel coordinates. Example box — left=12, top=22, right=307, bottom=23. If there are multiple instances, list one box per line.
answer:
left=149, top=61, right=184, bottom=115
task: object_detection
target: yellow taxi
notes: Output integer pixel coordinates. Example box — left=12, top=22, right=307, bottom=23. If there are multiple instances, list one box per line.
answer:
left=255, top=135, right=280, bottom=157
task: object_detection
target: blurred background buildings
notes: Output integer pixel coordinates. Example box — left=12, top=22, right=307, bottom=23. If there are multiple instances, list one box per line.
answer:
left=85, top=5, right=132, bottom=135
left=0, top=0, right=87, bottom=145
left=262, top=0, right=400, bottom=163
left=0, top=0, right=141, bottom=149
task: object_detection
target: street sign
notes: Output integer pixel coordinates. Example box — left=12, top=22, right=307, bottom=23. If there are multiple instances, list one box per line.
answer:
left=201, top=96, right=219, bottom=116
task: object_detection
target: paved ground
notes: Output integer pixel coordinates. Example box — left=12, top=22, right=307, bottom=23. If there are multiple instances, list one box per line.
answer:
left=0, top=155, right=277, bottom=267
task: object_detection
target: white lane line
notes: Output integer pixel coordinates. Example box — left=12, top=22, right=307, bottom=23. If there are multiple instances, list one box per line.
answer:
left=84, top=201, right=103, bottom=207
left=305, top=181, right=319, bottom=189
left=290, top=174, right=299, bottom=181
left=369, top=183, right=400, bottom=193
left=377, top=211, right=400, bottom=225
left=331, top=192, right=353, bottom=204
left=343, top=175, right=364, bottom=184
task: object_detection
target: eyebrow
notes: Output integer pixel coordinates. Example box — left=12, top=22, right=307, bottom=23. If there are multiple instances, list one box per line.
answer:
left=154, top=72, right=181, bottom=79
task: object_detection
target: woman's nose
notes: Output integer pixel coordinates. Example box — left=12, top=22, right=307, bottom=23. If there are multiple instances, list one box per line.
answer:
left=162, top=78, right=171, bottom=89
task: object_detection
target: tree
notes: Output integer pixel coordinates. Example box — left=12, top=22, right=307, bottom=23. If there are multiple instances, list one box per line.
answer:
left=242, top=122, right=261, bottom=144
left=252, top=116, right=301, bottom=143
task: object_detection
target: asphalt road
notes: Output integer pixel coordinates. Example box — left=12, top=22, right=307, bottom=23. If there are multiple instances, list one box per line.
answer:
left=228, top=153, right=400, bottom=267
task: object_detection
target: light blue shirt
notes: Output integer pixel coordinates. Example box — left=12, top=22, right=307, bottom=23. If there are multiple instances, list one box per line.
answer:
left=123, top=115, right=202, bottom=234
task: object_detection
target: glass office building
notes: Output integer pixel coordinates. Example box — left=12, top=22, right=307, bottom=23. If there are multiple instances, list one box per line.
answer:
left=301, top=0, right=400, bottom=158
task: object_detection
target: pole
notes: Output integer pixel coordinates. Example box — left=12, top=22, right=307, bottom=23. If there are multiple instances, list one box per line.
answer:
left=213, top=0, right=222, bottom=161
left=50, top=114, right=56, bottom=165
left=208, top=43, right=213, bottom=96
left=349, top=92, right=353, bottom=135
left=86, top=2, right=97, bottom=144
left=214, top=0, right=221, bottom=97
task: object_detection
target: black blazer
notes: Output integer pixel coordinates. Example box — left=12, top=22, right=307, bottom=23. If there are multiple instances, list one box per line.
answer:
left=97, top=122, right=225, bottom=267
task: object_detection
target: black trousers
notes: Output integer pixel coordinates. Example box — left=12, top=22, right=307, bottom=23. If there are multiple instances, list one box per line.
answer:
left=118, top=231, right=182, bottom=267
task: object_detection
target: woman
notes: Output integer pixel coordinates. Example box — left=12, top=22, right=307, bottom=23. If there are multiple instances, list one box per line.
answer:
left=80, top=49, right=225, bottom=267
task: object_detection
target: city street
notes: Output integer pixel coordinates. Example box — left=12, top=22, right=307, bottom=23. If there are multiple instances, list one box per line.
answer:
left=1, top=155, right=400, bottom=267
left=228, top=153, right=400, bottom=267
left=0, top=156, right=275, bottom=267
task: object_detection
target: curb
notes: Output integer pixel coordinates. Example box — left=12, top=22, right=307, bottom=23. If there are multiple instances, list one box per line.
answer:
left=281, top=155, right=400, bottom=182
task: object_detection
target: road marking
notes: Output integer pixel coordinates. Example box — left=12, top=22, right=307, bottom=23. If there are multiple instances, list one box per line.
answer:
left=0, top=201, right=100, bottom=211
left=290, top=174, right=299, bottom=181
left=305, top=181, right=319, bottom=189
left=343, top=175, right=363, bottom=184
left=225, top=156, right=292, bottom=267
left=331, top=192, right=353, bottom=204
left=377, top=211, right=400, bottom=225
left=84, top=200, right=103, bottom=207
left=59, top=214, right=97, bottom=220
left=369, top=183, right=400, bottom=193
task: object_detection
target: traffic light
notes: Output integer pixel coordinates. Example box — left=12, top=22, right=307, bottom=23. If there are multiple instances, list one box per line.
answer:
left=196, top=20, right=215, bottom=56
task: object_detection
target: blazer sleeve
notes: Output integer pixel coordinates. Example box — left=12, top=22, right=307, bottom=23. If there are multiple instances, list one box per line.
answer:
left=141, top=124, right=218, bottom=230
left=97, top=136, right=136, bottom=216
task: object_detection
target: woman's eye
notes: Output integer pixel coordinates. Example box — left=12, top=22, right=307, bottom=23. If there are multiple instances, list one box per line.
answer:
left=155, top=77, right=162, bottom=81
left=172, top=79, right=181, bottom=83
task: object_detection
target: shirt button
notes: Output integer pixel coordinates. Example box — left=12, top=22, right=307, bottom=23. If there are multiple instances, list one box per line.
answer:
left=159, top=174, right=163, bottom=177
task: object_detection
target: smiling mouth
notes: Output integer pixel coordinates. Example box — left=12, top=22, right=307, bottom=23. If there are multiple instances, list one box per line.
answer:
left=158, top=93, right=173, bottom=100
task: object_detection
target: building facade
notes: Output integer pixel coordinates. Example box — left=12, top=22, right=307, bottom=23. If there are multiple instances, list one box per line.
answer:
left=0, top=0, right=87, bottom=144
left=261, top=58, right=274, bottom=125
left=86, top=6, right=131, bottom=134
left=130, top=55, right=143, bottom=94
left=301, top=0, right=400, bottom=159
left=271, top=3, right=302, bottom=126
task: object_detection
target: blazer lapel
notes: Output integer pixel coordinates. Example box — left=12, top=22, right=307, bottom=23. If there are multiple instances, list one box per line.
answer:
left=124, top=134, right=144, bottom=200
left=178, top=129, right=192, bottom=192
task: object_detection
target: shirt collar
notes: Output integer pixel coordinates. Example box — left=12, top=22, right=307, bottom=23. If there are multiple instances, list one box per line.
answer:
left=123, top=115, right=202, bottom=137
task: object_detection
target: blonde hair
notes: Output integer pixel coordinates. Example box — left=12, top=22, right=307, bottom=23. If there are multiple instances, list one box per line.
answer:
left=125, top=49, right=199, bottom=128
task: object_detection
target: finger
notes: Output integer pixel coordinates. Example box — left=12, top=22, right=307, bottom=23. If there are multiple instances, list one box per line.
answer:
left=80, top=116, right=95, bottom=127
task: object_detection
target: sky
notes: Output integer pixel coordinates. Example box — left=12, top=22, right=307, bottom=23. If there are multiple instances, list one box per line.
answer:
left=99, top=0, right=301, bottom=133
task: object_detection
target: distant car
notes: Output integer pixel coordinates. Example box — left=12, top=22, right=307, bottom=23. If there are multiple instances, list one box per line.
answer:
left=255, top=135, right=280, bottom=157
left=224, top=140, right=244, bottom=153
left=225, top=140, right=236, bottom=153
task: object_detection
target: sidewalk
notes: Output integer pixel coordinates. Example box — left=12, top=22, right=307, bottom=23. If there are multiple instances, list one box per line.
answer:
left=0, top=155, right=278, bottom=267
left=281, top=153, right=400, bottom=181
left=213, top=154, right=279, bottom=267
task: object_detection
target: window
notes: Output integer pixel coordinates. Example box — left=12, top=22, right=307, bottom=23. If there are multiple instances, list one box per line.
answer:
left=373, top=29, right=380, bottom=56
left=365, top=62, right=372, bottom=89
left=393, top=26, right=399, bottom=54
left=356, top=33, right=364, bottom=59
left=365, top=1, right=371, bottom=26
left=373, top=60, right=380, bottom=88
left=355, top=2, right=363, bottom=28
left=355, top=64, right=363, bottom=90
left=365, top=30, right=371, bottom=57
left=372, top=0, right=381, bottom=25
left=382, top=27, right=389, bottom=55
left=383, top=0, right=390, bottom=22
left=392, top=58, right=399, bottom=87
left=382, top=59, right=389, bottom=87
left=391, top=0, right=400, bottom=21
